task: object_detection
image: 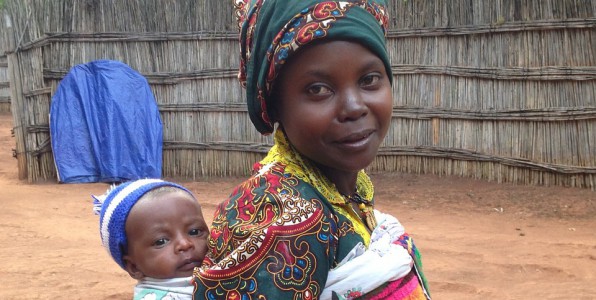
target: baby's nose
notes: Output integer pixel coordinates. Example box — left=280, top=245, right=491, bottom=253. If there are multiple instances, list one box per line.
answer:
left=176, top=236, right=194, bottom=252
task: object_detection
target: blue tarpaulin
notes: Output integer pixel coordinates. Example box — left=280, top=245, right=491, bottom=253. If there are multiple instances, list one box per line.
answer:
left=50, top=60, right=162, bottom=183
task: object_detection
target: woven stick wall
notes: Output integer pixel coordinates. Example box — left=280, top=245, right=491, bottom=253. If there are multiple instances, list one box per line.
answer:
left=0, top=10, right=11, bottom=113
left=1, top=0, right=267, bottom=182
left=2, top=0, right=595, bottom=189
left=373, top=0, right=596, bottom=189
left=0, top=55, right=9, bottom=113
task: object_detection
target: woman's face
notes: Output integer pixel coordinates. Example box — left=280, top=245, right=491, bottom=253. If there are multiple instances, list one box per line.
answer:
left=274, top=40, right=393, bottom=177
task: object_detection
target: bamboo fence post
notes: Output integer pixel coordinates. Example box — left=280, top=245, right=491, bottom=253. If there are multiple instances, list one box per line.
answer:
left=7, top=52, right=26, bottom=179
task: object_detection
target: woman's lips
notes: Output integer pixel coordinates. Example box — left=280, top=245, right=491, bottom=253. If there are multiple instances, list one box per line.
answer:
left=337, top=129, right=375, bottom=148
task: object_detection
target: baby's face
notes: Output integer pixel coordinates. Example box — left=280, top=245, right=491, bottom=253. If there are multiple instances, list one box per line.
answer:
left=123, top=190, right=208, bottom=279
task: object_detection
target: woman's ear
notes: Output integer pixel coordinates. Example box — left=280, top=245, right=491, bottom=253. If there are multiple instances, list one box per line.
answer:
left=268, top=84, right=282, bottom=124
left=267, top=100, right=279, bottom=124
left=123, top=255, right=144, bottom=280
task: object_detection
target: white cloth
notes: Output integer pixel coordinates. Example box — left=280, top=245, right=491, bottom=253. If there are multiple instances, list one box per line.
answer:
left=134, top=277, right=193, bottom=300
left=321, top=210, right=413, bottom=300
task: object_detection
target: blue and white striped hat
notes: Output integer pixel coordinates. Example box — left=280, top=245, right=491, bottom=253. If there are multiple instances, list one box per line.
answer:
left=93, top=179, right=193, bottom=269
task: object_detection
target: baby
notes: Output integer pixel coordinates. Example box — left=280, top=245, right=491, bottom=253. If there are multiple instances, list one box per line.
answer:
left=94, top=179, right=209, bottom=300
left=323, top=210, right=417, bottom=299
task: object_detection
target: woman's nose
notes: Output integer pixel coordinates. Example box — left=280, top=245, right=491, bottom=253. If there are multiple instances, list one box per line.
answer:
left=339, top=88, right=368, bottom=122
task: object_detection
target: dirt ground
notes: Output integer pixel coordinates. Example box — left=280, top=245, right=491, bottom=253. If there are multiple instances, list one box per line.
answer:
left=0, top=111, right=595, bottom=300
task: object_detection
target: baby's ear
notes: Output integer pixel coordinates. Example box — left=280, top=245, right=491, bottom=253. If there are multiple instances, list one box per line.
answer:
left=123, top=255, right=144, bottom=280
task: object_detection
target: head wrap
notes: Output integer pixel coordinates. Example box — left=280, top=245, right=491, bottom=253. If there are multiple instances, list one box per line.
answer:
left=93, top=179, right=194, bottom=269
left=235, top=0, right=391, bottom=134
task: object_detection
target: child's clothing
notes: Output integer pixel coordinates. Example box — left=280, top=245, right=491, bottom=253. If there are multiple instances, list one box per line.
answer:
left=323, top=210, right=424, bottom=300
left=134, top=277, right=193, bottom=300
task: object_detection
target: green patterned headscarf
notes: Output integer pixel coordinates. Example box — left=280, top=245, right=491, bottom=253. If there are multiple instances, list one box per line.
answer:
left=235, top=0, right=392, bottom=134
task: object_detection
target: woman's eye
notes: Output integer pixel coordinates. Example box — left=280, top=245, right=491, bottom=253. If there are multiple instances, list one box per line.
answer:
left=153, top=238, right=168, bottom=247
left=360, top=74, right=381, bottom=87
left=189, top=228, right=202, bottom=236
left=306, top=84, right=332, bottom=95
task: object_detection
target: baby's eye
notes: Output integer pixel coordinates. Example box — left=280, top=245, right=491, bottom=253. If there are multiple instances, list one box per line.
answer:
left=153, top=238, right=168, bottom=247
left=360, top=73, right=381, bottom=87
left=189, top=228, right=202, bottom=236
left=306, top=84, right=332, bottom=96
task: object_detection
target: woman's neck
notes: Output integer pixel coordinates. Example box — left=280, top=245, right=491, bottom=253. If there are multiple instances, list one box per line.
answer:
left=315, top=162, right=359, bottom=196
left=277, top=128, right=361, bottom=196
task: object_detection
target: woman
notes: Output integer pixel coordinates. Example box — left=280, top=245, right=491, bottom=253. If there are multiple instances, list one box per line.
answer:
left=193, top=1, right=431, bottom=299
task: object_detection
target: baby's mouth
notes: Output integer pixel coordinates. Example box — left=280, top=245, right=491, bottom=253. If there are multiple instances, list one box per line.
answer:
left=179, top=259, right=202, bottom=271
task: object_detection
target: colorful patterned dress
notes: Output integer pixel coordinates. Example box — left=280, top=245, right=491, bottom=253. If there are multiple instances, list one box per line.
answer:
left=193, top=131, right=430, bottom=299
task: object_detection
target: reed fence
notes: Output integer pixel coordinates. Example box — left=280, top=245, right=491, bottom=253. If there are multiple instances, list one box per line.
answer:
left=0, top=55, right=9, bottom=112
left=0, top=9, right=11, bottom=112
left=1, top=0, right=594, bottom=189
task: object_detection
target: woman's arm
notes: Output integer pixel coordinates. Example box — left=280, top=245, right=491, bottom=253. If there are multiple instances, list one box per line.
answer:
left=194, top=181, right=337, bottom=299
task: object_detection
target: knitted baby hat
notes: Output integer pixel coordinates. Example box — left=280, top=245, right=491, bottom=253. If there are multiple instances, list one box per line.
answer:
left=94, top=178, right=193, bottom=269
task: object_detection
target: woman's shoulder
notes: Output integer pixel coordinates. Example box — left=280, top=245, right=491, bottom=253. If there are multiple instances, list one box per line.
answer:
left=226, top=161, right=323, bottom=206
left=206, top=161, right=337, bottom=259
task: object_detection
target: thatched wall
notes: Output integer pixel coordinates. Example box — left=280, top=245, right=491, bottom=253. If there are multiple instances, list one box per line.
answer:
left=375, top=0, right=596, bottom=188
left=0, top=10, right=11, bottom=113
left=0, top=55, right=9, bottom=112
left=2, top=0, right=595, bottom=189
left=2, top=0, right=260, bottom=182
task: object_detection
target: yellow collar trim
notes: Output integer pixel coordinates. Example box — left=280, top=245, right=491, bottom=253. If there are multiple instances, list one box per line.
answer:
left=261, top=129, right=374, bottom=245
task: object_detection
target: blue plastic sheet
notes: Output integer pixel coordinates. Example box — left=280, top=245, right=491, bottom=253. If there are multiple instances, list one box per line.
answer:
left=50, top=60, right=162, bottom=183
